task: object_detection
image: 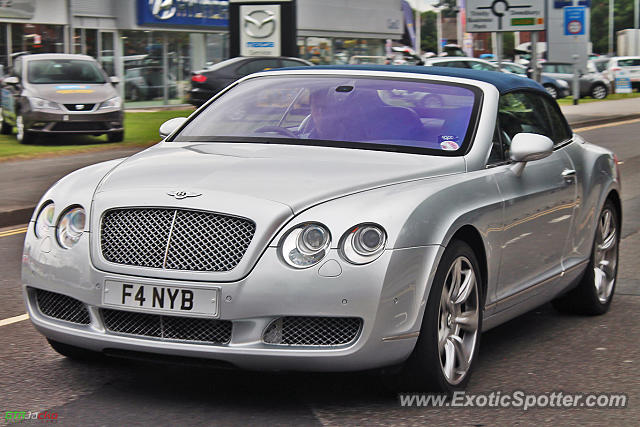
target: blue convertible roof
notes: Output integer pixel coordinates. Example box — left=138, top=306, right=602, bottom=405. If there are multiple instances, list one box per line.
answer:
left=278, top=64, right=546, bottom=95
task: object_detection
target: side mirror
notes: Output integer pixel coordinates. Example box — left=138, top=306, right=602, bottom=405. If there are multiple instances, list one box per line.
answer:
left=159, top=117, right=187, bottom=139
left=509, top=133, right=553, bottom=175
left=3, top=76, right=19, bottom=85
left=109, top=76, right=120, bottom=85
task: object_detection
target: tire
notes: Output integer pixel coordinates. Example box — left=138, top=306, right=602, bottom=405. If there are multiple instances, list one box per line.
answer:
left=107, top=131, right=124, bottom=142
left=591, top=83, right=608, bottom=100
left=47, top=339, right=102, bottom=361
left=552, top=199, right=619, bottom=315
left=398, top=239, right=483, bottom=393
left=0, top=108, right=12, bottom=134
left=16, top=114, right=35, bottom=144
left=543, top=84, right=558, bottom=99
left=130, top=87, right=140, bottom=102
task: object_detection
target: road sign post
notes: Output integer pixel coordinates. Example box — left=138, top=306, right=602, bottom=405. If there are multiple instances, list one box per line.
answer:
left=466, top=0, right=545, bottom=79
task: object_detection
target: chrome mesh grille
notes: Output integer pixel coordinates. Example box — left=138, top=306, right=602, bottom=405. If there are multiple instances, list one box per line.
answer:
left=100, top=208, right=255, bottom=272
left=263, top=317, right=362, bottom=346
left=101, top=309, right=232, bottom=344
left=35, top=289, right=91, bottom=325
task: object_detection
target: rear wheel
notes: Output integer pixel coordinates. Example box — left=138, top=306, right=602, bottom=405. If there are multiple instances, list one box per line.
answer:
left=553, top=200, right=619, bottom=315
left=543, top=84, right=558, bottom=99
left=399, top=240, right=482, bottom=392
left=47, top=339, right=102, bottom=361
left=107, top=130, right=124, bottom=142
left=0, top=108, right=12, bottom=134
left=591, top=84, right=608, bottom=99
left=16, top=114, right=35, bottom=144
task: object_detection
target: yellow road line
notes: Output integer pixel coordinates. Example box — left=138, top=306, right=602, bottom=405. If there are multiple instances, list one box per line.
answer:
left=0, top=226, right=28, bottom=238
left=574, top=117, right=640, bottom=133
left=0, top=313, right=29, bottom=327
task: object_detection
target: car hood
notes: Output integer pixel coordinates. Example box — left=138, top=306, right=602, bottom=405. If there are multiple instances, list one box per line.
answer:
left=96, top=142, right=466, bottom=213
left=25, top=83, right=118, bottom=104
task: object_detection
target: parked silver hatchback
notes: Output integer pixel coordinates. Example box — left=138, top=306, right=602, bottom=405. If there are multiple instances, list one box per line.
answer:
left=0, top=53, right=123, bottom=143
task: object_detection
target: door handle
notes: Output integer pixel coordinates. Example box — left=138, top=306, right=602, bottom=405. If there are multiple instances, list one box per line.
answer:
left=562, top=169, right=576, bottom=182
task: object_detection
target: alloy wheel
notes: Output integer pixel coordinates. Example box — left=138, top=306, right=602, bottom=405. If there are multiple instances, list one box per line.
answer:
left=594, top=208, right=617, bottom=303
left=16, top=115, right=24, bottom=141
left=592, top=85, right=607, bottom=99
left=437, top=256, right=480, bottom=385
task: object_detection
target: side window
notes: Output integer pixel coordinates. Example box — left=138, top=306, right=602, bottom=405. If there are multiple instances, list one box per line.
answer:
left=469, top=61, right=496, bottom=71
left=541, top=64, right=555, bottom=73
left=558, top=64, right=574, bottom=74
left=281, top=59, right=307, bottom=68
left=13, top=58, right=22, bottom=78
left=498, top=91, right=554, bottom=155
left=439, top=61, right=467, bottom=68
left=236, top=59, right=280, bottom=76
left=488, top=122, right=505, bottom=164
left=541, top=97, right=572, bottom=145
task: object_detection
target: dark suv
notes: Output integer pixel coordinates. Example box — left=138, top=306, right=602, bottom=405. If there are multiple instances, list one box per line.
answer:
left=188, top=56, right=312, bottom=106
left=0, top=53, right=123, bottom=143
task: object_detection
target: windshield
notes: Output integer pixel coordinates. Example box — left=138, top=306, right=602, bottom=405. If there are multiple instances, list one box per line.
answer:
left=174, top=75, right=480, bottom=155
left=27, top=59, right=107, bottom=84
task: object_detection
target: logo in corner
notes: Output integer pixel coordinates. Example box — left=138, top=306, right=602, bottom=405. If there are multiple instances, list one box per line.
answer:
left=167, top=191, right=202, bottom=200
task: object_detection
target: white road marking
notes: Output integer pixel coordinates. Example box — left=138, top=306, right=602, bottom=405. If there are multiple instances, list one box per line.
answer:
left=0, top=313, right=29, bottom=327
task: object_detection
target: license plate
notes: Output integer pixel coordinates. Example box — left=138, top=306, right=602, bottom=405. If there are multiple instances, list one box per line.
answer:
left=103, top=280, right=219, bottom=316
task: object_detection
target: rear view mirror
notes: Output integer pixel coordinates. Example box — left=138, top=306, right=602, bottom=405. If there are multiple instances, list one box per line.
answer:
left=159, top=117, right=188, bottom=139
left=510, top=133, right=553, bottom=175
left=109, top=76, right=120, bottom=85
left=3, top=76, right=19, bottom=85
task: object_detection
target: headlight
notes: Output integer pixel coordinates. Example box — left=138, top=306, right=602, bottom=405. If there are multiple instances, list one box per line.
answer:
left=340, top=224, right=386, bottom=264
left=28, top=97, right=60, bottom=111
left=56, top=206, right=86, bottom=249
left=280, top=223, right=331, bottom=268
left=99, top=96, right=122, bottom=110
left=34, top=202, right=55, bottom=239
left=557, top=79, right=569, bottom=88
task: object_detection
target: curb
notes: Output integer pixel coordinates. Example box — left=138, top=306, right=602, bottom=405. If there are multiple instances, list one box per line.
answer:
left=0, top=113, right=637, bottom=229
left=569, top=113, right=640, bottom=129
left=0, top=207, right=33, bottom=229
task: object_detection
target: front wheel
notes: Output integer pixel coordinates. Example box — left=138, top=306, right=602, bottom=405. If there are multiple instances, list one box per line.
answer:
left=16, top=114, right=35, bottom=144
left=553, top=199, right=619, bottom=315
left=107, top=131, right=124, bottom=142
left=591, top=84, right=608, bottom=99
left=543, top=84, right=558, bottom=99
left=399, top=240, right=482, bottom=393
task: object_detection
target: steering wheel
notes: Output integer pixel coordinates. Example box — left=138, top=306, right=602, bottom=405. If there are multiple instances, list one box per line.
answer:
left=253, top=125, right=298, bottom=138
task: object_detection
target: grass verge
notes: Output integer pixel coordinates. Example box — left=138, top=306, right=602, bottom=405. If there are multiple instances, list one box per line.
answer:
left=0, top=109, right=193, bottom=161
left=556, top=91, right=640, bottom=105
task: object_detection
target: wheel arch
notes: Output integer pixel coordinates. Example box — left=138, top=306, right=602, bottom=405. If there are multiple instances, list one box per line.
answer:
left=606, top=189, right=622, bottom=232
left=445, top=224, right=488, bottom=306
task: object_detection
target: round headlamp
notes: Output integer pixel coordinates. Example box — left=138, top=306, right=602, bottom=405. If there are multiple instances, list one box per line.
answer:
left=281, top=223, right=331, bottom=268
left=341, top=224, right=387, bottom=264
left=34, top=202, right=55, bottom=239
left=56, top=206, right=86, bottom=249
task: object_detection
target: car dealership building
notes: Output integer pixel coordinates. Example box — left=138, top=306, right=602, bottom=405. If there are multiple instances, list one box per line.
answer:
left=0, top=0, right=402, bottom=106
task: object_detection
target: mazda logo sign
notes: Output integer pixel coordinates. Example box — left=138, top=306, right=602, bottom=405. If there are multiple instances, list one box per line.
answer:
left=243, top=10, right=276, bottom=39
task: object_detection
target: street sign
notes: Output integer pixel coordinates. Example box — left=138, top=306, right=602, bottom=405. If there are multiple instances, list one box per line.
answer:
left=466, top=0, right=545, bottom=32
left=564, top=6, right=585, bottom=36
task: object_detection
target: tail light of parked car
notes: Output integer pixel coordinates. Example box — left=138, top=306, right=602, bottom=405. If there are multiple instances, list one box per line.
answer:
left=191, top=74, right=207, bottom=83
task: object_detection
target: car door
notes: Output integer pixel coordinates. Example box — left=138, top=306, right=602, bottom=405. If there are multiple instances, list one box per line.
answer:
left=542, top=63, right=570, bottom=86
left=491, top=91, right=577, bottom=309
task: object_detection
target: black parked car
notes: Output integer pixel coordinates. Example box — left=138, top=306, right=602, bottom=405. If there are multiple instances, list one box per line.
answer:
left=188, top=56, right=312, bottom=106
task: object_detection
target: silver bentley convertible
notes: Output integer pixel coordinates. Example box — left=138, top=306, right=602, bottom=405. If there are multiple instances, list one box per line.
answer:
left=22, top=66, right=621, bottom=393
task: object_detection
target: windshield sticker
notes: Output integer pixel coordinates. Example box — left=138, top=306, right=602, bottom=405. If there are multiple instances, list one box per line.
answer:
left=439, top=135, right=460, bottom=151
left=55, top=85, right=94, bottom=94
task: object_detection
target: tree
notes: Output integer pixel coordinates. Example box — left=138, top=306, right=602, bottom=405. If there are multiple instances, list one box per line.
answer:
left=591, top=0, right=637, bottom=54
left=421, top=11, right=439, bottom=53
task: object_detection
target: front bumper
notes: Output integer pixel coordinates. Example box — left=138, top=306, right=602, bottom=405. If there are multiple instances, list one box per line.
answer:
left=22, top=229, right=441, bottom=372
left=24, top=109, right=123, bottom=135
